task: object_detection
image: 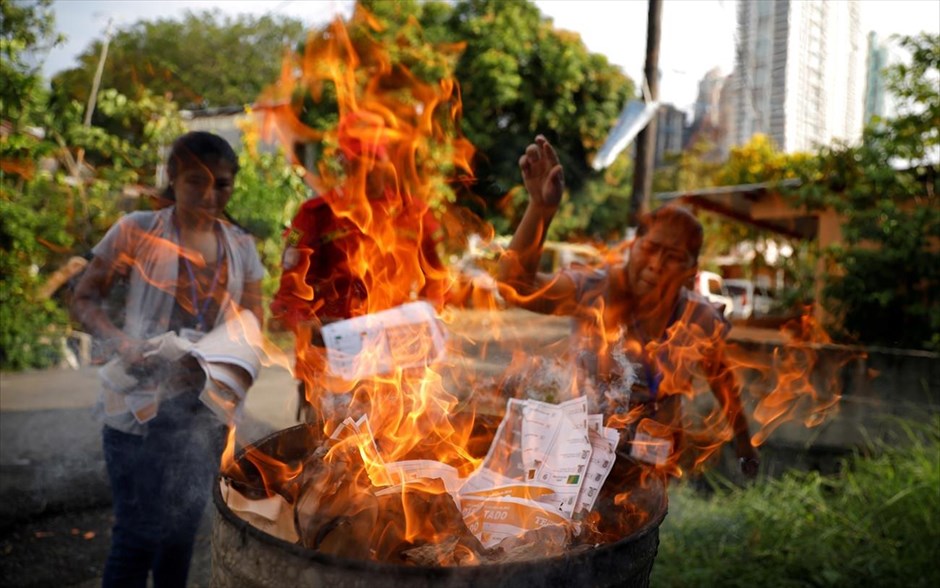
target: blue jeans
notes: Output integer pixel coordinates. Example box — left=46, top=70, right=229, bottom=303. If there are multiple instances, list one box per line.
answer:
left=102, top=393, right=226, bottom=588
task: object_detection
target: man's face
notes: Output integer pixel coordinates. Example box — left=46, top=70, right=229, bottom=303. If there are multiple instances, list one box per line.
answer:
left=626, top=220, right=697, bottom=301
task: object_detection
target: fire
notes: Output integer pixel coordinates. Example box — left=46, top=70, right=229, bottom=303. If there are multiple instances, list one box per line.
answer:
left=214, top=6, right=851, bottom=568
left=580, top=286, right=854, bottom=482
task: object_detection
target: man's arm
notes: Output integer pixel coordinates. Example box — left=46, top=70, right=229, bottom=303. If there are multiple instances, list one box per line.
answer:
left=497, top=135, right=578, bottom=313
left=703, top=349, right=760, bottom=478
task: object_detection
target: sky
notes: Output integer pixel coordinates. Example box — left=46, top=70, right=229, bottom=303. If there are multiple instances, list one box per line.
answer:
left=42, top=0, right=940, bottom=114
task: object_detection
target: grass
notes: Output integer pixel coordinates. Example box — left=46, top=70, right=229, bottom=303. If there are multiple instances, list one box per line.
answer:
left=652, top=420, right=940, bottom=588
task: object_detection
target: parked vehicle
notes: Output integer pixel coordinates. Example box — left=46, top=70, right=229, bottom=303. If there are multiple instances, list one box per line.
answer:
left=725, top=279, right=775, bottom=319
left=538, top=242, right=603, bottom=273
left=694, top=271, right=734, bottom=319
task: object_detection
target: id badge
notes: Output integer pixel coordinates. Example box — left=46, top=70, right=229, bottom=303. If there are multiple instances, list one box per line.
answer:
left=179, top=328, right=205, bottom=344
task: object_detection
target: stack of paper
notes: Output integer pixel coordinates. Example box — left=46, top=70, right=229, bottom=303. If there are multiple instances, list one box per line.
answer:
left=458, top=396, right=619, bottom=547
left=98, top=307, right=264, bottom=425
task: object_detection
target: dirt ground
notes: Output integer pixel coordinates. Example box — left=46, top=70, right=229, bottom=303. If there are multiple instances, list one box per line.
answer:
left=0, top=505, right=214, bottom=587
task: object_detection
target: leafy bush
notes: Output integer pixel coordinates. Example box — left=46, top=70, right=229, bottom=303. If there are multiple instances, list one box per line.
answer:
left=795, top=34, right=940, bottom=351
left=1, top=1, right=186, bottom=370
left=227, top=131, right=311, bottom=301
left=0, top=194, right=70, bottom=370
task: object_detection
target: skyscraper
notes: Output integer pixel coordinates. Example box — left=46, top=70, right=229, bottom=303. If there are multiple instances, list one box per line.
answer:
left=685, top=67, right=730, bottom=161
left=734, top=0, right=865, bottom=153
left=863, top=31, right=905, bottom=125
left=654, top=104, right=687, bottom=168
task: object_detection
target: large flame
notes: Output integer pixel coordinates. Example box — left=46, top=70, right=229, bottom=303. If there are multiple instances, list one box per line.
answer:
left=214, top=6, right=851, bottom=565
left=252, top=4, right=481, bottom=459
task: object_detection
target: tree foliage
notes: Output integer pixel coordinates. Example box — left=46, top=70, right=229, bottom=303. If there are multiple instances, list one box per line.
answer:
left=442, top=0, right=634, bottom=231
left=46, top=1, right=635, bottom=242
left=550, top=154, right=633, bottom=242
left=285, top=0, right=634, bottom=236
left=2, top=0, right=70, bottom=369
left=794, top=34, right=940, bottom=350
left=51, top=10, right=306, bottom=110
left=1, top=1, right=184, bottom=369
left=226, top=115, right=311, bottom=298
left=1, top=0, right=62, bottom=123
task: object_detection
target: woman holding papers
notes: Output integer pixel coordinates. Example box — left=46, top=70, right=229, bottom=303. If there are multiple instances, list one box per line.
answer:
left=72, top=131, right=264, bottom=587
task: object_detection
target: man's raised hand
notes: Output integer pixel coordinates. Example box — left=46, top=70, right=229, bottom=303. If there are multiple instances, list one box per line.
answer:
left=519, top=135, right=564, bottom=210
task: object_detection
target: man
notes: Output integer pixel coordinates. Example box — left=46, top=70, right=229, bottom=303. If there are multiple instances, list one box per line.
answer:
left=271, top=114, right=447, bottom=422
left=498, top=135, right=759, bottom=478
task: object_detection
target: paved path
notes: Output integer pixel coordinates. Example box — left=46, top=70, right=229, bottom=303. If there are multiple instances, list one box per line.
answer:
left=0, top=364, right=299, bottom=525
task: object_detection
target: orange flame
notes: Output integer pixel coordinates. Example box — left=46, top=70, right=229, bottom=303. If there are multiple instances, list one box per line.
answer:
left=217, top=6, right=849, bottom=566
left=245, top=6, right=499, bottom=559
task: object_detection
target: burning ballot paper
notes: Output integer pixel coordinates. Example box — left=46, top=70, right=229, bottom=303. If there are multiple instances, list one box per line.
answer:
left=459, top=397, right=619, bottom=543
left=321, top=301, right=447, bottom=381
left=219, top=478, right=298, bottom=543
left=246, top=396, right=621, bottom=555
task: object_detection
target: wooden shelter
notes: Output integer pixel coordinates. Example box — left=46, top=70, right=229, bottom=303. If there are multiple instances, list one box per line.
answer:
left=655, top=180, right=844, bottom=322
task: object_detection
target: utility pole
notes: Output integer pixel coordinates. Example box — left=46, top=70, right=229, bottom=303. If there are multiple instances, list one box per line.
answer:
left=83, top=18, right=113, bottom=128
left=74, top=18, right=113, bottom=178
left=630, top=0, right=662, bottom=225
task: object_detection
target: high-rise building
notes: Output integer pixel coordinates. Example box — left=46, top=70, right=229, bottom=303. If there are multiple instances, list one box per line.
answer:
left=685, top=68, right=729, bottom=161
left=863, top=31, right=904, bottom=124
left=693, top=67, right=726, bottom=127
left=734, top=0, right=865, bottom=153
left=654, top=104, right=687, bottom=168
left=864, top=32, right=889, bottom=124
left=717, top=70, right=739, bottom=159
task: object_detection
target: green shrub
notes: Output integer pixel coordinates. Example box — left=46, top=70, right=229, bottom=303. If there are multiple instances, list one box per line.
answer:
left=653, top=424, right=940, bottom=587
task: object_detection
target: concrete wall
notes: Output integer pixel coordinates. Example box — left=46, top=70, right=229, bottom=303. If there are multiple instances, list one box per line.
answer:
left=729, top=336, right=939, bottom=453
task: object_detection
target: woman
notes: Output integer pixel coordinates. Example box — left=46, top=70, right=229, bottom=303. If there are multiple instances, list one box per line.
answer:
left=72, top=131, right=264, bottom=587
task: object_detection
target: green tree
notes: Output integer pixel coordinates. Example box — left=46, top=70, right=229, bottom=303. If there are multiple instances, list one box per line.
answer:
left=51, top=10, right=305, bottom=110
left=290, top=0, right=634, bottom=238
left=550, top=154, right=633, bottom=242
left=2, top=0, right=70, bottom=369
left=1, top=0, right=61, bottom=123
left=445, top=0, right=633, bottom=228
left=2, top=1, right=185, bottom=369
left=226, top=115, right=311, bottom=299
left=799, top=33, right=940, bottom=350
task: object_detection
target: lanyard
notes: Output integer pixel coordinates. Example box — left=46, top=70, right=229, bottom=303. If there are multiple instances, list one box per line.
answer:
left=176, top=223, right=223, bottom=332
left=630, top=298, right=682, bottom=404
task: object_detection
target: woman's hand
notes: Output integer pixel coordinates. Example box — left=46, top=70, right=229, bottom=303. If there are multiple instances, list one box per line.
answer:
left=116, top=336, right=155, bottom=366
left=519, top=135, right=564, bottom=211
